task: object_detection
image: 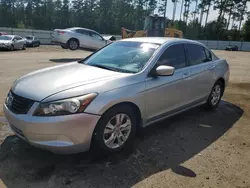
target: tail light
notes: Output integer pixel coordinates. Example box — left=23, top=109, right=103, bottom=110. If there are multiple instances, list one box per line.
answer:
left=57, top=30, right=65, bottom=35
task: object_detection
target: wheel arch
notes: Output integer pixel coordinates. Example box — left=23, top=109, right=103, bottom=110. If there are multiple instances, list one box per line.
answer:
left=98, top=101, right=142, bottom=128
left=213, top=77, right=226, bottom=96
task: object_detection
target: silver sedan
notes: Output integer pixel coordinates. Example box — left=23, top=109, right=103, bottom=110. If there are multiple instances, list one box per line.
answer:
left=0, top=35, right=26, bottom=51
left=51, top=27, right=112, bottom=50
left=3, top=37, right=229, bottom=154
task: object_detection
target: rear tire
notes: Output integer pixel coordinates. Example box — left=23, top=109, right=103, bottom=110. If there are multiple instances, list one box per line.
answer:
left=91, top=105, right=137, bottom=153
left=204, top=81, right=224, bottom=109
left=68, top=39, right=79, bottom=51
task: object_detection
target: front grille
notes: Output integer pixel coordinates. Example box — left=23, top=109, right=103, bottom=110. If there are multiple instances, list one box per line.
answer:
left=9, top=92, right=34, bottom=114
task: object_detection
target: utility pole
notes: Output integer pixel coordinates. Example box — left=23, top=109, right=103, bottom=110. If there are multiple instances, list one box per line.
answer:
left=163, top=0, right=168, bottom=19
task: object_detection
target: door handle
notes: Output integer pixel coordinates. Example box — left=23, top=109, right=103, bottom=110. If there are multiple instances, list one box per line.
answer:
left=206, top=65, right=215, bottom=70
left=182, top=72, right=190, bottom=78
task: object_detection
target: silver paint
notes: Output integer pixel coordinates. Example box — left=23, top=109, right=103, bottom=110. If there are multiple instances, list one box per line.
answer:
left=4, top=37, right=230, bottom=154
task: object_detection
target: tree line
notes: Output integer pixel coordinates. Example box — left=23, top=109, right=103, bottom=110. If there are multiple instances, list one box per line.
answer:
left=0, top=0, right=250, bottom=41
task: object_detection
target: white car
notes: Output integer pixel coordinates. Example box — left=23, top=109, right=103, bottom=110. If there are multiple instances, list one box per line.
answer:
left=0, top=35, right=26, bottom=51
left=51, top=27, right=113, bottom=50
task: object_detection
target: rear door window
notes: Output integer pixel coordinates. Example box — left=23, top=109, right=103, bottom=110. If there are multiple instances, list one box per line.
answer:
left=75, top=29, right=90, bottom=36
left=186, top=44, right=208, bottom=66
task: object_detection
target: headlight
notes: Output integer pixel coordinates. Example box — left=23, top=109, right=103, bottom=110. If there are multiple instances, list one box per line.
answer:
left=33, top=93, right=97, bottom=116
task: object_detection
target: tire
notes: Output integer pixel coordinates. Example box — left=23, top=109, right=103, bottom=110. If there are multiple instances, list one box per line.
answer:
left=92, top=105, right=137, bottom=153
left=204, top=81, right=224, bottom=109
left=37, top=42, right=40, bottom=47
left=10, top=45, right=14, bottom=51
left=22, top=44, right=26, bottom=50
left=67, top=39, right=79, bottom=51
left=61, top=44, right=68, bottom=49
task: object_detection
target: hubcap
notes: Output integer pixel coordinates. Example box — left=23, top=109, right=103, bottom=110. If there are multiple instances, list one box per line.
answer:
left=103, top=113, right=132, bottom=149
left=69, top=41, right=78, bottom=50
left=211, top=85, right=221, bottom=105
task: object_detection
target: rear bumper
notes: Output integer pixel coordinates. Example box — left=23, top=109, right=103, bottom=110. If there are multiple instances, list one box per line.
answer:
left=3, top=103, right=101, bottom=154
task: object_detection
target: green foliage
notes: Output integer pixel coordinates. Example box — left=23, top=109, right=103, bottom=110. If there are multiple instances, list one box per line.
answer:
left=0, top=0, right=249, bottom=41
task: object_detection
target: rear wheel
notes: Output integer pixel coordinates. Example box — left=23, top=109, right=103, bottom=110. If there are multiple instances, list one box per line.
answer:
left=92, top=105, right=137, bottom=153
left=22, top=44, right=26, bottom=50
left=68, top=39, right=79, bottom=50
left=204, top=81, right=224, bottom=109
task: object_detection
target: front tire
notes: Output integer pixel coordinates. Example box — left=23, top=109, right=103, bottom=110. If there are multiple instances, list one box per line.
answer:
left=68, top=39, right=79, bottom=50
left=92, top=105, right=137, bottom=153
left=61, top=44, right=68, bottom=49
left=9, top=45, right=14, bottom=51
left=205, top=81, right=224, bottom=109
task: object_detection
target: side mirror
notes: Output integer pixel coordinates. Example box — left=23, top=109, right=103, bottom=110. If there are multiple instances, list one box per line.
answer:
left=155, top=65, right=175, bottom=76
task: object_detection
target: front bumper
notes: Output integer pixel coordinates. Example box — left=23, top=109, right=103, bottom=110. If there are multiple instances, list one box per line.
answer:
left=3, top=103, right=101, bottom=154
left=0, top=44, right=11, bottom=49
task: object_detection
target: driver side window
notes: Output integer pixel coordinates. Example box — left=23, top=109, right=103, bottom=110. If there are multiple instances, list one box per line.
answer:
left=157, top=44, right=187, bottom=69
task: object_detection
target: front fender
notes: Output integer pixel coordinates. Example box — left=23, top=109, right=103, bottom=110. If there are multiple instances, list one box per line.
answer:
left=85, top=82, right=146, bottom=119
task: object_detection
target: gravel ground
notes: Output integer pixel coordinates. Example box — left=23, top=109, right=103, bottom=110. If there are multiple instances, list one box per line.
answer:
left=0, top=46, right=250, bottom=188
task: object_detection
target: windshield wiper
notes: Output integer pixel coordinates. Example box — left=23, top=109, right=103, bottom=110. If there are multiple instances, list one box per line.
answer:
left=90, top=64, right=118, bottom=71
left=89, top=64, right=136, bottom=74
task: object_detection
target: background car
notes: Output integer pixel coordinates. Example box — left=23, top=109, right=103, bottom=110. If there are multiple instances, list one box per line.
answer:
left=0, top=35, right=26, bottom=51
left=225, top=45, right=238, bottom=51
left=0, top=32, right=7, bottom=36
left=51, top=27, right=112, bottom=50
left=25, top=35, right=40, bottom=47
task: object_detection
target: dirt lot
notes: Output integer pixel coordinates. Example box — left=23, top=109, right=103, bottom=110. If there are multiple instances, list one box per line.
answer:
left=0, top=46, right=250, bottom=188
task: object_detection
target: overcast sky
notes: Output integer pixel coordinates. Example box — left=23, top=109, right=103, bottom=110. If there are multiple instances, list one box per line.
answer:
left=155, top=1, right=250, bottom=28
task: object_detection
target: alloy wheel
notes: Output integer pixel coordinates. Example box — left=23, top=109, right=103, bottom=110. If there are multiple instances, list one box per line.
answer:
left=211, top=84, right=221, bottom=106
left=103, top=113, right=132, bottom=149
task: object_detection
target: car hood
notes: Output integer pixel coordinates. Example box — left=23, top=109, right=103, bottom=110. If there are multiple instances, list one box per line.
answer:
left=11, top=62, right=125, bottom=101
left=0, top=40, right=12, bottom=44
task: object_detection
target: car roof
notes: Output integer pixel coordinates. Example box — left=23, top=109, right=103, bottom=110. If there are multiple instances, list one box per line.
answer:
left=2, top=35, right=15, bottom=38
left=66, top=27, right=98, bottom=33
left=121, top=37, right=205, bottom=46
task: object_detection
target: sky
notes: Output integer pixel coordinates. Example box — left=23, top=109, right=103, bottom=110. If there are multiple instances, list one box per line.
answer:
left=155, top=0, right=250, bottom=28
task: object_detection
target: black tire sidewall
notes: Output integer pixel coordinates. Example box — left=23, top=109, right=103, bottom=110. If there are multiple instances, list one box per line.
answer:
left=92, top=105, right=137, bottom=153
left=68, top=39, right=79, bottom=50
left=206, top=81, right=223, bottom=108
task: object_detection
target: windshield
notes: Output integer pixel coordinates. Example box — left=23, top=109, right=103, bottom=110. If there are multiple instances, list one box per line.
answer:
left=82, top=41, right=160, bottom=73
left=25, top=36, right=33, bottom=40
left=0, top=36, right=12, bottom=40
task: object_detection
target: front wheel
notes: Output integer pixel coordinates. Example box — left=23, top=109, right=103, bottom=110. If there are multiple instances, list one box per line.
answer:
left=92, top=105, right=137, bottom=153
left=10, top=45, right=14, bottom=51
left=61, top=44, right=68, bottom=49
left=204, top=81, right=224, bottom=109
